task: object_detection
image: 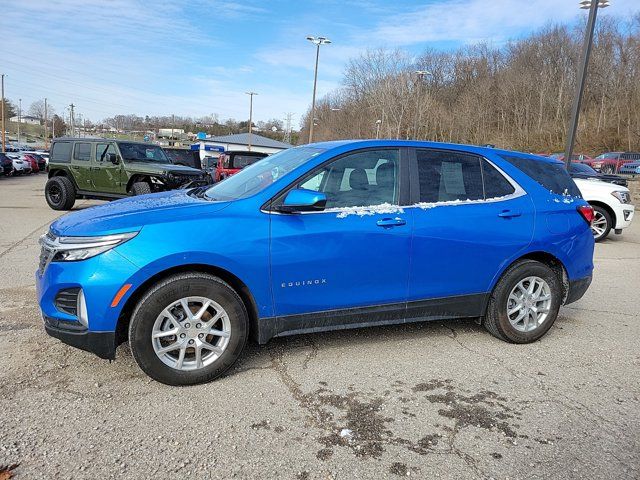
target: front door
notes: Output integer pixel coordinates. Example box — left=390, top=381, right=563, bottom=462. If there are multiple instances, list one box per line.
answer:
left=269, top=148, right=412, bottom=319
left=92, top=142, right=122, bottom=194
left=408, top=148, right=535, bottom=308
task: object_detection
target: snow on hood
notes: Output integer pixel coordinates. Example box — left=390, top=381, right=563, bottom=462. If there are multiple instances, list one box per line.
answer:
left=51, top=190, right=229, bottom=237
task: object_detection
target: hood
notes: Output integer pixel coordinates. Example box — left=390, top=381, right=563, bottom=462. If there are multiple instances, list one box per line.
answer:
left=51, top=189, right=230, bottom=237
left=123, top=160, right=202, bottom=175
left=574, top=177, right=628, bottom=193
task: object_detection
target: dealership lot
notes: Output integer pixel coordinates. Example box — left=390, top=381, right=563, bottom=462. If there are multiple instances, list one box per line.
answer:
left=0, top=174, right=638, bottom=479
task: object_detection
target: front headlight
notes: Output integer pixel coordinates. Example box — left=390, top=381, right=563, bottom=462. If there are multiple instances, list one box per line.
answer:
left=41, top=232, right=138, bottom=262
left=611, top=191, right=631, bottom=204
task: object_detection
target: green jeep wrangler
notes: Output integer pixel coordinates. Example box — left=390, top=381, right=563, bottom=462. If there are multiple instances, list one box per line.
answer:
left=44, top=138, right=206, bottom=210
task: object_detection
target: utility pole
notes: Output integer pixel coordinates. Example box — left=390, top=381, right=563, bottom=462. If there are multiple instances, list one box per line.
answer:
left=18, top=98, right=22, bottom=144
left=69, top=103, right=75, bottom=136
left=414, top=70, right=432, bottom=140
left=171, top=114, right=175, bottom=146
left=306, top=36, right=331, bottom=144
left=44, top=98, right=48, bottom=149
left=1, top=74, right=5, bottom=153
left=245, top=92, right=257, bottom=151
left=563, top=0, right=610, bottom=169
left=283, top=112, right=293, bottom=144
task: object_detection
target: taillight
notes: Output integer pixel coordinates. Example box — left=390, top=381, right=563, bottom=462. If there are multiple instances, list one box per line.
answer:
left=577, top=205, right=594, bottom=225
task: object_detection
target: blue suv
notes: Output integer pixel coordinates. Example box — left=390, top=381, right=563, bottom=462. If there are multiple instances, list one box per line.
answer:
left=37, top=141, right=595, bottom=385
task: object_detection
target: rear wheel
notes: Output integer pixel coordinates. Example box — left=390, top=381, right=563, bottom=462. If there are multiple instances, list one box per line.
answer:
left=131, top=181, right=152, bottom=196
left=484, top=260, right=562, bottom=343
left=45, top=176, right=76, bottom=210
left=129, top=273, right=249, bottom=385
left=591, top=205, right=612, bottom=242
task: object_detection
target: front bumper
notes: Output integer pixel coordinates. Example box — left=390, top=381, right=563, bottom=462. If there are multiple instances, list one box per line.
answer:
left=613, top=204, right=635, bottom=230
left=565, top=275, right=592, bottom=305
left=44, top=315, right=116, bottom=359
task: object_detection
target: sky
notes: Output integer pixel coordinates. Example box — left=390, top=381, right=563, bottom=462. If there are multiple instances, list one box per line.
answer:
left=0, top=0, right=638, bottom=128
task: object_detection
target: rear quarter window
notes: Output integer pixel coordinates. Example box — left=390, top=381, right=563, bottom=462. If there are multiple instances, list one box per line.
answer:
left=500, top=155, right=581, bottom=197
left=51, top=142, right=72, bottom=163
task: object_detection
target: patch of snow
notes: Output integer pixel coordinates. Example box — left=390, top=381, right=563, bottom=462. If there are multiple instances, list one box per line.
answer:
left=414, top=196, right=510, bottom=210
left=327, top=203, right=405, bottom=218
left=340, top=428, right=354, bottom=440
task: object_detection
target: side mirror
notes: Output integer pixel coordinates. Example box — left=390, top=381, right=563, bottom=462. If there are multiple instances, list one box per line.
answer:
left=108, top=153, right=119, bottom=164
left=278, top=189, right=327, bottom=213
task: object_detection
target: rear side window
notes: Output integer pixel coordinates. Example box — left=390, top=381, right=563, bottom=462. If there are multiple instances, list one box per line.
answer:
left=51, top=142, right=72, bottom=163
left=500, top=155, right=581, bottom=197
left=416, top=149, right=483, bottom=203
left=73, top=143, right=92, bottom=161
left=482, top=160, right=515, bottom=198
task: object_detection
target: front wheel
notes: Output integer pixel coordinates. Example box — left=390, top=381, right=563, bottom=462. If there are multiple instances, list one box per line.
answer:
left=131, top=181, right=152, bottom=196
left=484, top=260, right=562, bottom=343
left=129, top=273, right=249, bottom=386
left=591, top=205, right=612, bottom=242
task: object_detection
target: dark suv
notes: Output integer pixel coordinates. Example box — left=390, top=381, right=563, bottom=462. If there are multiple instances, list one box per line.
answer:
left=45, top=138, right=206, bottom=210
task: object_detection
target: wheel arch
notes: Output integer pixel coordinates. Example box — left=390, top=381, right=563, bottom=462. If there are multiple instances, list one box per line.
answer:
left=125, top=174, right=152, bottom=193
left=115, top=263, right=259, bottom=347
left=587, top=200, right=616, bottom=227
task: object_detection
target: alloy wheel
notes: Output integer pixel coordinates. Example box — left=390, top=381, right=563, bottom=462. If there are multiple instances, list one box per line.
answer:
left=151, top=296, right=231, bottom=371
left=506, top=276, right=552, bottom=333
left=591, top=211, right=608, bottom=239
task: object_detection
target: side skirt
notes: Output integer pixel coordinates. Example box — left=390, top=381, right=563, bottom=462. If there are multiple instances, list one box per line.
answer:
left=256, top=293, right=489, bottom=344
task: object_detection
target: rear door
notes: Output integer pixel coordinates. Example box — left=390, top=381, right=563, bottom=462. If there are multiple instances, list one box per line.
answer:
left=92, top=142, right=122, bottom=194
left=269, top=148, right=412, bottom=319
left=70, top=142, right=93, bottom=190
left=407, top=148, right=534, bottom=311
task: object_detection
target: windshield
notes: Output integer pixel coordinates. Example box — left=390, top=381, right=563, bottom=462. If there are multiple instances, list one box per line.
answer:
left=119, top=143, right=169, bottom=163
left=570, top=163, right=597, bottom=174
left=204, top=147, right=324, bottom=201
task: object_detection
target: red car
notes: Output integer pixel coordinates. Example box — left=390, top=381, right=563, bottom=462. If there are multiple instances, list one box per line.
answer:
left=586, top=152, right=640, bottom=174
left=214, top=150, right=268, bottom=182
left=548, top=153, right=593, bottom=163
left=22, top=154, right=40, bottom=173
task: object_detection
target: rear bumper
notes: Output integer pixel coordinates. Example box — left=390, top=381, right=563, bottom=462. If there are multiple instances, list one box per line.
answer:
left=44, top=315, right=116, bottom=360
left=565, top=275, right=592, bottom=305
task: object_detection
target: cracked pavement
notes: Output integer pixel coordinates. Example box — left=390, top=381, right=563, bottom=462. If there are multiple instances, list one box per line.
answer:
left=0, top=174, right=639, bottom=479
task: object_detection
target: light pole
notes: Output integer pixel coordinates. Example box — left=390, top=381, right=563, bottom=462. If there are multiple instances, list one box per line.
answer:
left=245, top=91, right=258, bottom=151
left=375, top=119, right=382, bottom=139
left=306, top=35, right=331, bottom=144
left=563, top=0, right=610, bottom=169
left=414, top=70, right=432, bottom=139
left=1, top=74, right=5, bottom=153
left=18, top=98, right=22, bottom=144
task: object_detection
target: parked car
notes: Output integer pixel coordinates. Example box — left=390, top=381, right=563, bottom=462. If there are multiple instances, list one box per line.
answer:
left=44, top=138, right=208, bottom=210
left=573, top=177, right=635, bottom=242
left=37, top=140, right=595, bottom=385
left=23, top=154, right=40, bottom=173
left=25, top=152, right=47, bottom=172
left=568, top=162, right=627, bottom=187
left=587, top=152, right=640, bottom=174
left=7, top=153, right=31, bottom=174
left=214, top=150, right=269, bottom=182
left=549, top=153, right=594, bottom=163
left=0, top=153, right=13, bottom=176
left=618, top=160, right=640, bottom=176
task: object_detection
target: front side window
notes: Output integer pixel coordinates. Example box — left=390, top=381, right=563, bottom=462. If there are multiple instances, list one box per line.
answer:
left=416, top=150, right=483, bottom=203
left=292, top=149, right=399, bottom=209
left=73, top=143, right=92, bottom=161
left=96, top=143, right=117, bottom=162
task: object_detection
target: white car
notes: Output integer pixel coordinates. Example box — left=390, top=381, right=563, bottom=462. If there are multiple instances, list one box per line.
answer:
left=7, top=153, right=31, bottom=175
left=574, top=178, right=635, bottom=242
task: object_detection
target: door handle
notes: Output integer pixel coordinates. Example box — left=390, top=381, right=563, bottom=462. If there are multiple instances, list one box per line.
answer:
left=498, top=210, right=521, bottom=218
left=376, top=217, right=406, bottom=228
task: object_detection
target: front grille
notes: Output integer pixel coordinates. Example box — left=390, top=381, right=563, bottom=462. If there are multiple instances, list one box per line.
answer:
left=55, top=288, right=81, bottom=316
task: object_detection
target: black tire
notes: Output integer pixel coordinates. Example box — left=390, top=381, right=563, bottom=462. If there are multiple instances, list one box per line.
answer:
left=591, top=205, right=612, bottom=242
left=129, top=273, right=249, bottom=386
left=131, top=181, right=152, bottom=195
left=45, top=176, right=76, bottom=210
left=484, top=260, right=562, bottom=343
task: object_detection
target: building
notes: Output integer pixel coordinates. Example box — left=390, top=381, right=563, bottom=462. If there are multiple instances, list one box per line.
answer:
left=10, top=115, right=41, bottom=125
left=192, top=132, right=292, bottom=157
